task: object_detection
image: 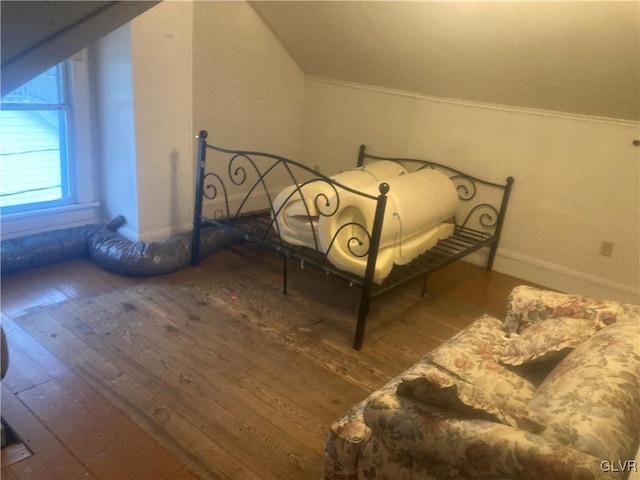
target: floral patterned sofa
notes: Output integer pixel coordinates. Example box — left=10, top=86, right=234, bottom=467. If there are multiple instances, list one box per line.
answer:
left=324, top=286, right=640, bottom=480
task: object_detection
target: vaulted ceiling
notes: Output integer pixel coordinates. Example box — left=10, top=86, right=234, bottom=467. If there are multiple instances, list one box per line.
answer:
left=251, top=1, right=640, bottom=121
left=2, top=1, right=638, bottom=121
left=1, top=1, right=158, bottom=96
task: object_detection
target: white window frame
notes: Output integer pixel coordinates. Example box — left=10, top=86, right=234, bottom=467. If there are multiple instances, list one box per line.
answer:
left=1, top=61, right=74, bottom=212
left=1, top=50, right=100, bottom=240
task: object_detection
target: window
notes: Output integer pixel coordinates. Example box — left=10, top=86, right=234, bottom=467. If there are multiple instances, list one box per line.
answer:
left=0, top=52, right=98, bottom=241
left=0, top=62, right=74, bottom=213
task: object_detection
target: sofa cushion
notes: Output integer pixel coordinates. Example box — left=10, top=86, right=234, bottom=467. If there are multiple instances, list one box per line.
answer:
left=398, top=361, right=543, bottom=431
left=497, top=316, right=599, bottom=366
left=363, top=391, right=610, bottom=480
left=616, top=302, right=640, bottom=322
left=504, top=285, right=619, bottom=334
left=397, top=315, right=539, bottom=430
left=527, top=319, right=640, bottom=461
left=358, top=430, right=465, bottom=480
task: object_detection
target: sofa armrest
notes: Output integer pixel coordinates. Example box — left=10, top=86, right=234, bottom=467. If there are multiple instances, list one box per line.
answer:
left=324, top=400, right=371, bottom=480
left=324, top=371, right=408, bottom=480
left=362, top=391, right=615, bottom=480
left=504, top=285, right=620, bottom=334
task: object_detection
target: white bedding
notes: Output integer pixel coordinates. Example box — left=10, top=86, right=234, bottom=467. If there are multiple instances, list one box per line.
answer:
left=318, top=168, right=458, bottom=283
left=272, top=161, right=407, bottom=248
left=273, top=163, right=458, bottom=283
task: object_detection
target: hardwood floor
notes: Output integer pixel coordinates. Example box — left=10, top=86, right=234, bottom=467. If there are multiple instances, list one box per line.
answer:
left=1, top=243, right=532, bottom=479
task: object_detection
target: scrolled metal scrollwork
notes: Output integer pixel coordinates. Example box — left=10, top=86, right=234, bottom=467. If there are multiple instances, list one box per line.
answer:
left=202, top=172, right=225, bottom=200
left=226, top=152, right=283, bottom=219
left=313, top=182, right=340, bottom=218
left=450, top=174, right=477, bottom=201
left=346, top=236, right=368, bottom=258
left=201, top=171, right=230, bottom=217
left=272, top=179, right=341, bottom=218
left=459, top=203, right=499, bottom=231
left=324, top=221, right=372, bottom=259
left=228, top=153, right=254, bottom=186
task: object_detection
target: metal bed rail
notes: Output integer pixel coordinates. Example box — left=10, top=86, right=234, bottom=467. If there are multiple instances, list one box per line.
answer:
left=191, top=131, right=514, bottom=350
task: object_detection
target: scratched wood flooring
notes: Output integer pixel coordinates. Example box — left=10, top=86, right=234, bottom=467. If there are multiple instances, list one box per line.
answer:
left=1, top=243, right=532, bottom=479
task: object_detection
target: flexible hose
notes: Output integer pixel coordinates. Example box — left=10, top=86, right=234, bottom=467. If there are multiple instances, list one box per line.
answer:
left=0, top=216, right=238, bottom=276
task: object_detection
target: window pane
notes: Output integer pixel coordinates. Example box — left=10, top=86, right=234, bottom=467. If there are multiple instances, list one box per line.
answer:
left=1, top=64, right=65, bottom=104
left=1, top=62, right=71, bottom=212
left=0, top=109, right=65, bottom=208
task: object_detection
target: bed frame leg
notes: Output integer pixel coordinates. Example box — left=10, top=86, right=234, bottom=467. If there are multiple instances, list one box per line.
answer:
left=352, top=182, right=389, bottom=351
left=191, top=131, right=208, bottom=267
left=486, top=176, right=514, bottom=271
left=282, top=255, right=288, bottom=295
left=487, top=244, right=498, bottom=270
left=353, top=295, right=370, bottom=350
left=420, top=274, right=429, bottom=297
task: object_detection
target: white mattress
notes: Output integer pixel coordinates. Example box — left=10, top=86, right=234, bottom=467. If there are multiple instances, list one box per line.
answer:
left=273, top=164, right=458, bottom=283
left=272, top=160, right=407, bottom=248
left=318, top=168, right=458, bottom=283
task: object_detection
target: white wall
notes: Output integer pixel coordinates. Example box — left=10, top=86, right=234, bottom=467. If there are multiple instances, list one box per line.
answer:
left=92, top=1, right=194, bottom=241
left=130, top=1, right=194, bottom=241
left=88, top=1, right=639, bottom=304
left=91, top=23, right=139, bottom=239
left=92, top=1, right=193, bottom=241
left=92, top=0, right=304, bottom=241
left=192, top=1, right=304, bottom=159
left=299, top=78, right=640, bottom=303
left=189, top=1, right=305, bottom=219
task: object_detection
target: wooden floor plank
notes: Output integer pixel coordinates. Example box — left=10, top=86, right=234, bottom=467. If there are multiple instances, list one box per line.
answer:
left=73, top=363, right=261, bottom=480
left=2, top=245, right=534, bottom=479
left=134, top=274, right=372, bottom=411
left=1, top=384, right=97, bottom=480
left=77, top=287, right=327, bottom=478
left=1, top=442, right=32, bottom=468
left=1, top=317, right=70, bottom=395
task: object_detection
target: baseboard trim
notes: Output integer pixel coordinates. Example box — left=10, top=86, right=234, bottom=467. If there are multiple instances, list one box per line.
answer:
left=136, top=222, right=194, bottom=243
left=135, top=213, right=640, bottom=305
left=493, top=249, right=640, bottom=304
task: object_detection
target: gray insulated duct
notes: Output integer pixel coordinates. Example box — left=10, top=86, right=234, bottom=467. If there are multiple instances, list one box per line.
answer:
left=1, top=216, right=240, bottom=276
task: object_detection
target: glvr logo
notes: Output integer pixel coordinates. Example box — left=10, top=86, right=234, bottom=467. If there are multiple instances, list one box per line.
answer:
left=600, top=460, right=638, bottom=472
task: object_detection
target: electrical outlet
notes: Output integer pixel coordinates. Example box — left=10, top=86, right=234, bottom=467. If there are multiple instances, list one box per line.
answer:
left=214, top=209, right=224, bottom=219
left=599, top=241, right=614, bottom=257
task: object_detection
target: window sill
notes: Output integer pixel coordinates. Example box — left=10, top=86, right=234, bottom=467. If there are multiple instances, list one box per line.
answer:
left=1, top=202, right=101, bottom=240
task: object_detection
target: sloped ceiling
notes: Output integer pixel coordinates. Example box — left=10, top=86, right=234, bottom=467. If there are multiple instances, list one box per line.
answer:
left=1, top=1, right=159, bottom=96
left=2, top=1, right=637, bottom=121
left=251, top=1, right=640, bottom=121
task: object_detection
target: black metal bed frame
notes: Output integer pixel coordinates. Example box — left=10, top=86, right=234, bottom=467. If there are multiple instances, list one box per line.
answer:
left=191, top=130, right=514, bottom=350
